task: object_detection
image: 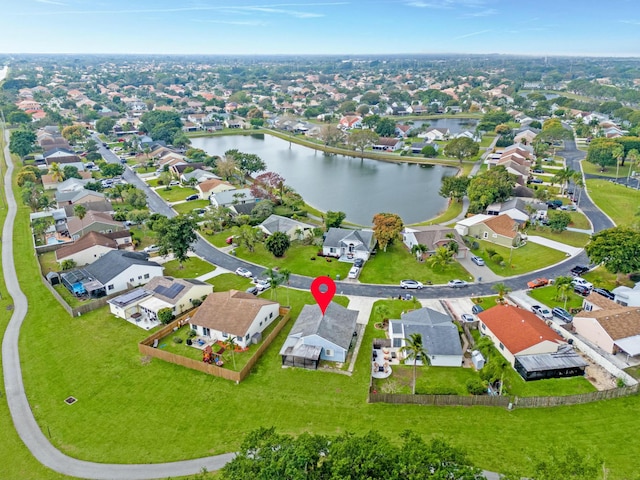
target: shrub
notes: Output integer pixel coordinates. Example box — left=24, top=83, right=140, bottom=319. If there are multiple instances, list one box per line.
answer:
left=173, top=336, right=183, bottom=344
left=158, top=307, right=174, bottom=324
left=486, top=247, right=497, bottom=257
left=187, top=329, right=197, bottom=339
left=466, top=378, right=487, bottom=395
left=491, top=254, right=503, bottom=263
left=471, top=241, right=479, bottom=250
left=191, top=298, right=203, bottom=307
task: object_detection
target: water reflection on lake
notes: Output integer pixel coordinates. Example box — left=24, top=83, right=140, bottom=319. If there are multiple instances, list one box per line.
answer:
left=191, top=134, right=457, bottom=225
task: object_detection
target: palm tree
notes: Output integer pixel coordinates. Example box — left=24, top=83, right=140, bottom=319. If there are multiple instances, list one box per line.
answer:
left=626, top=149, right=639, bottom=184
left=427, top=246, right=453, bottom=270
left=400, top=333, right=429, bottom=395
left=612, top=144, right=624, bottom=180
left=265, top=267, right=283, bottom=301
left=223, top=335, right=237, bottom=370
left=554, top=276, right=574, bottom=308
left=374, top=304, right=390, bottom=325
left=279, top=268, right=291, bottom=307
left=49, top=162, right=65, bottom=183
left=551, top=167, right=575, bottom=197
left=410, top=243, right=427, bottom=261
left=492, top=282, right=511, bottom=303
left=74, top=204, right=87, bottom=236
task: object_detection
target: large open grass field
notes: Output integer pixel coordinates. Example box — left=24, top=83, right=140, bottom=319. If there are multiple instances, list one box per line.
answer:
left=4, top=149, right=640, bottom=479
left=586, top=179, right=640, bottom=226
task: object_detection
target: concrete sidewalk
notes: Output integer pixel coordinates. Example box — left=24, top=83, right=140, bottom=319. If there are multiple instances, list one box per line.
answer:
left=526, top=235, right=583, bottom=257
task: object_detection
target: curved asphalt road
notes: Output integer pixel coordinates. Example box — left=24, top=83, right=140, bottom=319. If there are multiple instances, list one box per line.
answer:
left=1, top=133, right=608, bottom=479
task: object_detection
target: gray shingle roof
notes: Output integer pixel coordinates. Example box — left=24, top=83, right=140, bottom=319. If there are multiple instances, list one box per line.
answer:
left=260, top=214, right=314, bottom=235
left=84, top=251, right=160, bottom=284
left=323, top=228, right=375, bottom=252
left=289, top=302, right=358, bottom=351
left=392, top=308, right=462, bottom=357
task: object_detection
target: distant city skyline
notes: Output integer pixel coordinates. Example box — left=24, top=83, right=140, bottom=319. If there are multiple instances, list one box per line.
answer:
left=2, top=0, right=639, bottom=57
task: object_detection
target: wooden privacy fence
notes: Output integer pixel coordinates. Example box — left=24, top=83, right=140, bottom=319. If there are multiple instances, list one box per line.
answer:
left=368, top=384, right=640, bottom=409
left=368, top=391, right=511, bottom=407
left=513, top=384, right=639, bottom=408
left=139, top=307, right=291, bottom=383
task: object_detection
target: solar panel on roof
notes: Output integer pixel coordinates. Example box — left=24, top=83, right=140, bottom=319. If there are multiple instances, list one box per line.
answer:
left=154, top=283, right=185, bottom=299
left=113, top=289, right=151, bottom=307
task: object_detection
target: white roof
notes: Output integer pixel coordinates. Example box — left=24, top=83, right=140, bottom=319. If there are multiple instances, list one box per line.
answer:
left=615, top=335, right=640, bottom=357
left=139, top=296, right=172, bottom=312
left=456, top=214, right=492, bottom=227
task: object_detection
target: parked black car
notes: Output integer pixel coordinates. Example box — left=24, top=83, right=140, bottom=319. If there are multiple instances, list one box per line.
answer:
left=570, top=265, right=590, bottom=276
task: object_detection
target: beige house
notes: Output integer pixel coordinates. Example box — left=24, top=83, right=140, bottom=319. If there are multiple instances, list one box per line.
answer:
left=56, top=230, right=132, bottom=266
left=456, top=214, right=524, bottom=248
left=477, top=304, right=566, bottom=366
left=401, top=226, right=469, bottom=259
left=196, top=178, right=235, bottom=199
left=66, top=211, right=126, bottom=240
left=259, top=214, right=315, bottom=241
left=189, top=290, right=280, bottom=349
left=108, top=276, right=213, bottom=326
left=573, top=293, right=640, bottom=357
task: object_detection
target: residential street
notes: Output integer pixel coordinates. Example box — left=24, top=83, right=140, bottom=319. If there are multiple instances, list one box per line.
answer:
left=0, top=134, right=603, bottom=479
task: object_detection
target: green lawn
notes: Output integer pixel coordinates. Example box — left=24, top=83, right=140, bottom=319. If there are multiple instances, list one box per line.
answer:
left=479, top=134, right=496, bottom=148
left=38, top=250, right=59, bottom=274
left=586, top=179, right=640, bottom=226
left=525, top=227, right=591, bottom=248
left=172, top=199, right=210, bottom=214
left=528, top=285, right=585, bottom=311
left=567, top=211, right=592, bottom=230
left=201, top=229, right=234, bottom=247
left=161, top=257, right=215, bottom=278
left=411, top=199, right=463, bottom=226
left=155, top=186, right=198, bottom=203
left=581, top=159, right=634, bottom=179
left=207, top=272, right=254, bottom=292
left=234, top=242, right=352, bottom=279
left=359, top=242, right=472, bottom=285
left=470, top=240, right=568, bottom=277
left=582, top=267, right=635, bottom=291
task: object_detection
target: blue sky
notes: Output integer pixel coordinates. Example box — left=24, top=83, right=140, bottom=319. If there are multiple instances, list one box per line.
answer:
left=1, top=0, right=639, bottom=57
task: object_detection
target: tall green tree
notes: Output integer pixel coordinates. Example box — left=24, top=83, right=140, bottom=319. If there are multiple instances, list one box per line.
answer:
left=372, top=213, right=403, bottom=252
left=74, top=204, right=87, bottom=236
left=325, top=211, right=346, bottom=230
left=443, top=137, right=479, bottom=164
left=439, top=175, right=471, bottom=203
left=375, top=118, right=396, bottom=137
left=95, top=117, right=116, bottom=135
left=467, top=166, right=517, bottom=213
left=264, top=231, right=290, bottom=258
left=232, top=224, right=262, bottom=253
left=348, top=129, right=379, bottom=153
left=153, top=214, right=199, bottom=267
left=9, top=129, right=36, bottom=159
left=400, top=333, right=429, bottom=395
left=585, top=227, right=640, bottom=275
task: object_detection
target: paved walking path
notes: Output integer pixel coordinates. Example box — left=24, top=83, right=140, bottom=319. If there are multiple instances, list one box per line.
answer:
left=2, top=129, right=237, bottom=479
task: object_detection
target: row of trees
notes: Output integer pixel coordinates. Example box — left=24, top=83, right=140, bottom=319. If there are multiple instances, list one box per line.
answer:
left=222, top=427, right=604, bottom=480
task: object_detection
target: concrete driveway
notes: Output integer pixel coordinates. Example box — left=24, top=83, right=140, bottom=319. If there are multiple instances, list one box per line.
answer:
left=526, top=235, right=583, bottom=257
left=457, top=254, right=504, bottom=283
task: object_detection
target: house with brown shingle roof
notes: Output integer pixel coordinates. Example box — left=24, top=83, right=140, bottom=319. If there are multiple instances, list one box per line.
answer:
left=55, top=230, right=132, bottom=266
left=196, top=178, right=235, bottom=200
left=402, top=226, right=469, bottom=259
left=188, top=290, right=280, bottom=349
left=66, top=211, right=126, bottom=240
left=463, top=214, right=524, bottom=248
left=573, top=305, right=640, bottom=357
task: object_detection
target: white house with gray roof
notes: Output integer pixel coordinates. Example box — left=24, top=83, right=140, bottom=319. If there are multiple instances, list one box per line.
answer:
left=259, top=214, right=315, bottom=240
left=322, top=228, right=376, bottom=262
left=389, top=307, right=462, bottom=367
left=280, top=302, right=358, bottom=367
left=209, top=188, right=256, bottom=208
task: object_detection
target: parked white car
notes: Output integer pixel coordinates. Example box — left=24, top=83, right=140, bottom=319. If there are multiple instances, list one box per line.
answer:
left=348, top=266, right=360, bottom=279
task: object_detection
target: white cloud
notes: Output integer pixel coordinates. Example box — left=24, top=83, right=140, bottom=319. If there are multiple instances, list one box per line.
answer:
left=35, top=0, right=67, bottom=5
left=620, top=20, right=640, bottom=26
left=453, top=28, right=492, bottom=40
left=464, top=8, right=497, bottom=17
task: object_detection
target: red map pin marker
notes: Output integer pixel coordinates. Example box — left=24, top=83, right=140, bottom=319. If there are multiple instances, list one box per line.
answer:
left=310, top=276, right=336, bottom=316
